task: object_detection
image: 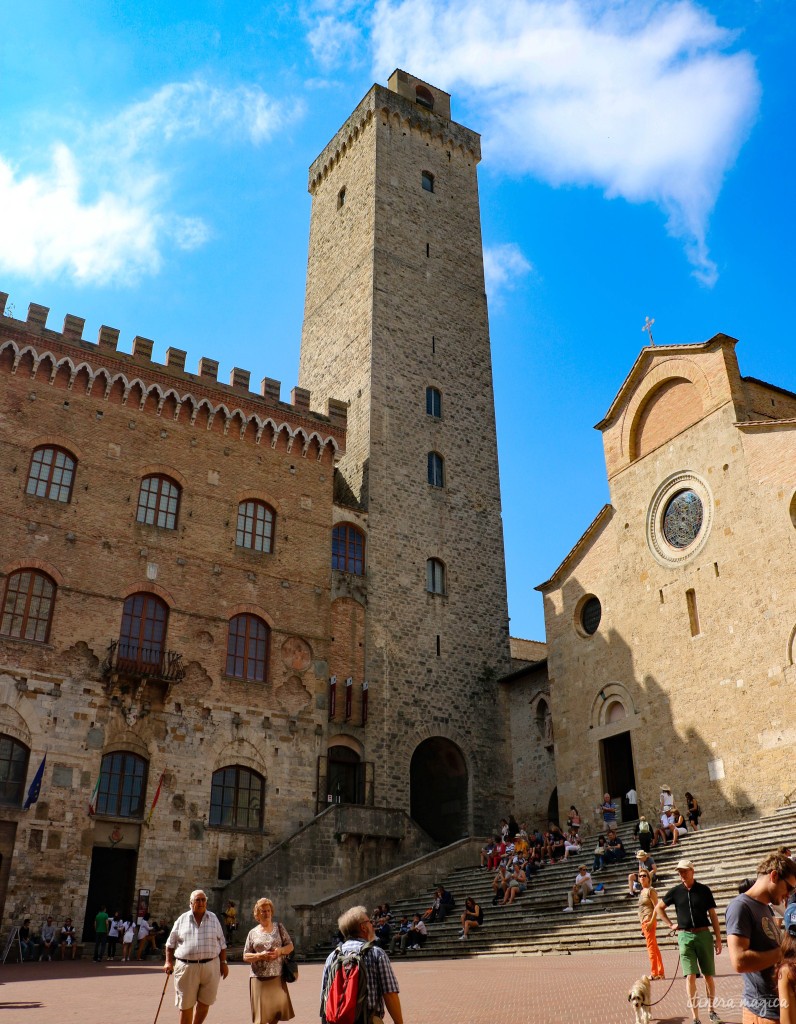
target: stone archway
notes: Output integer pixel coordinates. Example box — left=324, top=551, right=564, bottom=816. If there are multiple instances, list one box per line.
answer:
left=409, top=737, right=468, bottom=844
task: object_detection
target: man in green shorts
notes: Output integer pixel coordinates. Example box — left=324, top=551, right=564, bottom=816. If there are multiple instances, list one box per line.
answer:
left=656, top=859, right=723, bottom=1024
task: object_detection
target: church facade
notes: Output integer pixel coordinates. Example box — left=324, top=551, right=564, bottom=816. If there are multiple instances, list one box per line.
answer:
left=538, top=335, right=796, bottom=825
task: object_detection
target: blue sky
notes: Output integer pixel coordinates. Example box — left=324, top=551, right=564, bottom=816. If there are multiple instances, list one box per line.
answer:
left=1, top=1, right=793, bottom=641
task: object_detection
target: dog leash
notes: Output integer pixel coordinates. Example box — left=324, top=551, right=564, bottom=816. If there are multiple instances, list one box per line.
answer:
left=645, top=936, right=681, bottom=1008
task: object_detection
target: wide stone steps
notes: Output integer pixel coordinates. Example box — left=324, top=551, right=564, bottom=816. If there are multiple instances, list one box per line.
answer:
left=305, top=806, right=796, bottom=961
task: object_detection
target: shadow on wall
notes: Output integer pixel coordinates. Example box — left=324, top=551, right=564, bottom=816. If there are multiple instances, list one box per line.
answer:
left=550, top=578, right=757, bottom=825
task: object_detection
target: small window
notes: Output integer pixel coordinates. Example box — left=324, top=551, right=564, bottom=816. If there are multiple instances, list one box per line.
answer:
left=118, top=593, right=168, bottom=671
left=426, top=387, right=442, bottom=418
left=421, top=171, right=434, bottom=193
left=210, top=765, right=264, bottom=830
left=26, top=446, right=76, bottom=503
left=427, top=558, right=446, bottom=595
left=1, top=570, right=56, bottom=643
left=236, top=500, right=275, bottom=553
left=580, top=596, right=602, bottom=636
left=415, top=86, right=434, bottom=111
left=337, top=187, right=346, bottom=209
left=218, top=858, right=234, bottom=881
left=226, top=614, right=270, bottom=682
left=427, top=452, right=444, bottom=488
left=0, top=735, right=30, bottom=806
left=136, top=475, right=180, bottom=530
left=332, top=523, right=365, bottom=576
left=96, top=751, right=148, bottom=818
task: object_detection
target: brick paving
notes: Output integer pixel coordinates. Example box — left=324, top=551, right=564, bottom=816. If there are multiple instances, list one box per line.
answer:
left=0, top=946, right=749, bottom=1024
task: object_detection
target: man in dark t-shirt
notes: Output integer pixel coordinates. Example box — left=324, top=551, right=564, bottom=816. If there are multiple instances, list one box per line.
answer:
left=656, top=859, right=723, bottom=1024
left=726, top=849, right=796, bottom=1023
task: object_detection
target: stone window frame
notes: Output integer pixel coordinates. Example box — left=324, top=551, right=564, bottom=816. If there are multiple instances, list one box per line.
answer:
left=26, top=445, right=77, bottom=503
left=209, top=764, right=265, bottom=832
left=226, top=613, right=270, bottom=682
left=96, top=750, right=148, bottom=819
left=646, top=470, right=714, bottom=568
left=426, top=386, right=442, bottom=418
left=573, top=593, right=602, bottom=640
left=332, top=523, right=365, bottom=576
left=0, top=569, right=57, bottom=644
left=136, top=474, right=181, bottom=530
left=0, top=733, right=30, bottom=806
left=426, top=557, right=446, bottom=595
left=427, top=451, right=445, bottom=488
left=421, top=170, right=435, bottom=193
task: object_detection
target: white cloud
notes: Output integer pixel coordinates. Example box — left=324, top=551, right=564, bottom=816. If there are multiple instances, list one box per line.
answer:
left=307, top=15, right=364, bottom=68
left=0, top=80, right=301, bottom=286
left=483, top=243, right=533, bottom=298
left=361, top=0, right=761, bottom=285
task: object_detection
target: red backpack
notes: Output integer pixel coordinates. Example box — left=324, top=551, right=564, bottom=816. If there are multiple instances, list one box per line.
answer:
left=321, top=940, right=375, bottom=1024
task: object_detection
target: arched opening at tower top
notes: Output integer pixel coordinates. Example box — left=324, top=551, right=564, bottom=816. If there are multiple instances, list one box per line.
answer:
left=410, top=737, right=468, bottom=843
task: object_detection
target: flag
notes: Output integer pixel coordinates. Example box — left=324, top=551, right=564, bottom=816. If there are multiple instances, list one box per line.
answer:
left=145, top=772, right=165, bottom=826
left=23, top=754, right=46, bottom=810
left=88, top=774, right=101, bottom=816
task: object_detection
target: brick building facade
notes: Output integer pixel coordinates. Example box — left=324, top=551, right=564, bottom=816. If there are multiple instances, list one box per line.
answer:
left=0, top=70, right=516, bottom=936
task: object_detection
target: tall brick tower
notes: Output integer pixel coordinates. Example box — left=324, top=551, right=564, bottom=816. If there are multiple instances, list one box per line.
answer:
left=299, top=70, right=512, bottom=838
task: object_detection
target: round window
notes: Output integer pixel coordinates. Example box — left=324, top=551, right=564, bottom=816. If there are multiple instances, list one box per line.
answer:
left=662, top=489, right=704, bottom=549
left=581, top=597, right=602, bottom=635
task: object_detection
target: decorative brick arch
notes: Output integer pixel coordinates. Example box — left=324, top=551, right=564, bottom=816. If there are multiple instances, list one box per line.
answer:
left=1, top=558, right=66, bottom=586
left=119, top=581, right=177, bottom=606
left=226, top=604, right=275, bottom=629
left=0, top=704, right=32, bottom=748
left=102, top=729, right=151, bottom=761
left=326, top=733, right=364, bottom=758
left=233, top=489, right=283, bottom=514
left=138, top=463, right=189, bottom=489
left=211, top=738, right=268, bottom=777
left=28, top=434, right=85, bottom=462
left=590, top=682, right=637, bottom=729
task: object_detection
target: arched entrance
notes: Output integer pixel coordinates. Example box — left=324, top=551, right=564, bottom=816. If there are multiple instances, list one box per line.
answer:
left=327, top=745, right=364, bottom=805
left=410, top=738, right=468, bottom=843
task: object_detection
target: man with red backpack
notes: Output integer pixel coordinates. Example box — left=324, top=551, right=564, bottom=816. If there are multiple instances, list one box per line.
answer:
left=320, top=905, right=404, bottom=1024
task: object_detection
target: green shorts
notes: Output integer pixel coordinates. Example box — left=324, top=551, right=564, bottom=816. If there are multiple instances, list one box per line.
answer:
left=678, top=929, right=715, bottom=976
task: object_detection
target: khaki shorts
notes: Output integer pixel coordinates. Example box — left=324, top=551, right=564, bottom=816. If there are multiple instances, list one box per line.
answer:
left=173, top=958, right=221, bottom=1009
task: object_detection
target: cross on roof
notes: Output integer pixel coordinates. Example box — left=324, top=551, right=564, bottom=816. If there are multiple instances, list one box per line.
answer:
left=642, top=316, right=655, bottom=345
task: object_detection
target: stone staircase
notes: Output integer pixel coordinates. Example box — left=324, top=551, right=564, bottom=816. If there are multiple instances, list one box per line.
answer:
left=304, top=805, right=796, bottom=961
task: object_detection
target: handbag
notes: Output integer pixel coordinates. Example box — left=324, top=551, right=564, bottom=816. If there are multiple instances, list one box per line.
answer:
left=281, top=952, right=298, bottom=983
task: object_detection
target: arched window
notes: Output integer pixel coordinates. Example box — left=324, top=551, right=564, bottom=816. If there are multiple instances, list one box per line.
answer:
left=226, top=614, right=270, bottom=682
left=426, top=558, right=446, bottom=594
left=415, top=85, right=435, bottom=111
left=210, top=765, right=264, bottom=830
left=96, top=751, right=148, bottom=818
left=421, top=170, right=434, bottom=193
left=1, top=570, right=56, bottom=643
left=426, top=386, right=442, bottom=418
left=118, top=593, right=168, bottom=671
left=136, top=475, right=180, bottom=530
left=337, top=186, right=346, bottom=209
left=0, top=735, right=30, bottom=806
left=427, top=452, right=444, bottom=488
left=332, top=524, right=365, bottom=576
left=26, top=446, right=76, bottom=503
left=236, top=500, right=275, bottom=553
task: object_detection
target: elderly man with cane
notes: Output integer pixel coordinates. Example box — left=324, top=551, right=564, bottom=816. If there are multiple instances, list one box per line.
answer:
left=163, top=890, right=228, bottom=1024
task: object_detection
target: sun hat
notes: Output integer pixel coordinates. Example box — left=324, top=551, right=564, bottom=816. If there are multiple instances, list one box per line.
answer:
left=676, top=859, right=696, bottom=871
left=660, top=785, right=671, bottom=791
left=636, top=850, right=650, bottom=861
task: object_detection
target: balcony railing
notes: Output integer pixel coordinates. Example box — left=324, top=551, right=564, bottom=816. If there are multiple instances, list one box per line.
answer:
left=102, top=639, right=186, bottom=686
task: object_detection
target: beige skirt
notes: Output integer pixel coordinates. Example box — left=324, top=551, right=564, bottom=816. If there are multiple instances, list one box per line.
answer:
left=249, top=975, right=295, bottom=1024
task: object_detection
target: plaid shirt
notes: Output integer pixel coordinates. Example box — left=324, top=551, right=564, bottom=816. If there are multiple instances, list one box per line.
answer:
left=166, top=910, right=226, bottom=961
left=322, top=939, right=399, bottom=1016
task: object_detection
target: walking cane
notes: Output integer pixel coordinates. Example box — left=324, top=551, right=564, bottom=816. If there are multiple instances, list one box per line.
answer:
left=152, top=972, right=170, bottom=1024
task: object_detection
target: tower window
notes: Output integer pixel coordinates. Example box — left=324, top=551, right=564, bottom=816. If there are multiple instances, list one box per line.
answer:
left=427, top=558, right=446, bottom=595
left=226, top=614, right=270, bottom=681
left=136, top=475, right=181, bottom=530
left=332, top=523, right=365, bottom=576
left=96, top=751, right=148, bottom=818
left=236, top=500, right=275, bottom=553
left=427, top=452, right=444, bottom=488
left=426, top=387, right=442, bottom=418
left=337, top=186, right=346, bottom=209
left=1, top=570, right=56, bottom=643
left=415, top=85, right=435, bottom=111
left=421, top=171, right=434, bottom=193
left=210, top=765, right=264, bottom=831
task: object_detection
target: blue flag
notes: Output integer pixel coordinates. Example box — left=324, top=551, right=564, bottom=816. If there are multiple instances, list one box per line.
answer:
left=23, top=754, right=46, bottom=810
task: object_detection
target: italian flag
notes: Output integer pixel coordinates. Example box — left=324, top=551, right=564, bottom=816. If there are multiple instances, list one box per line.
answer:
left=88, top=776, right=100, bottom=816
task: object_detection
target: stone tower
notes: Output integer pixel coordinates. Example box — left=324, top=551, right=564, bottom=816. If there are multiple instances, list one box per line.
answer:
left=299, top=70, right=512, bottom=837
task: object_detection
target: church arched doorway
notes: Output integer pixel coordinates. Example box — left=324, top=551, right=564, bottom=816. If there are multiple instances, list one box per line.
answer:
left=410, top=737, right=468, bottom=843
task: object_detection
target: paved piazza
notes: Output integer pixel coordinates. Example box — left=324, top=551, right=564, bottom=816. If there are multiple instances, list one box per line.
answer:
left=1, top=947, right=747, bottom=1024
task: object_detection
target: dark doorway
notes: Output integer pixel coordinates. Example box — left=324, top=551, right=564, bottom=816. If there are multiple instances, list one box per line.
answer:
left=601, top=731, right=638, bottom=821
left=327, top=746, right=364, bottom=805
left=82, top=847, right=137, bottom=941
left=0, top=822, right=16, bottom=925
left=410, top=737, right=468, bottom=843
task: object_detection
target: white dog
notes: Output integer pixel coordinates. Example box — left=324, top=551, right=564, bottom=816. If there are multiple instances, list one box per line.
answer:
left=627, top=974, right=651, bottom=1024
